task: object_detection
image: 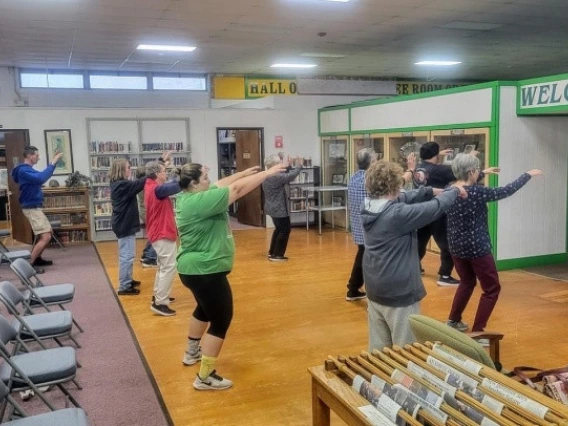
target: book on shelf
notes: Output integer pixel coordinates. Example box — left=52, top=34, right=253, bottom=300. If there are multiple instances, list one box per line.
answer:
left=43, top=194, right=86, bottom=209
left=141, top=142, right=184, bottom=152
left=90, top=141, right=134, bottom=154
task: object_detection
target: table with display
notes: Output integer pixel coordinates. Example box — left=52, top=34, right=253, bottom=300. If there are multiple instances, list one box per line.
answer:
left=304, top=186, right=348, bottom=235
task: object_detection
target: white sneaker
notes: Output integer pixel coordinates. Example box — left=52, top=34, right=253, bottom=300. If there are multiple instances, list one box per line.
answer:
left=182, top=349, right=202, bottom=366
left=193, top=370, right=233, bottom=390
left=476, top=338, right=490, bottom=347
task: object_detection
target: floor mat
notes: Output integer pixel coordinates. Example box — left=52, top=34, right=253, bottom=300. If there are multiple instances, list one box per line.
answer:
left=522, top=263, right=568, bottom=281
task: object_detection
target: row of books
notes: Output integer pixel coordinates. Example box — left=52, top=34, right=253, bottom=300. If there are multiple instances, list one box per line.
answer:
left=91, top=156, right=139, bottom=168
left=141, top=142, right=184, bottom=152
left=289, top=187, right=315, bottom=198
left=90, top=141, right=134, bottom=153
left=46, top=212, right=88, bottom=226
left=43, top=195, right=85, bottom=209
left=290, top=199, right=316, bottom=212
left=291, top=171, right=312, bottom=184
left=93, top=187, right=110, bottom=200
left=92, top=171, right=110, bottom=184
left=51, top=230, right=88, bottom=243
left=95, top=218, right=112, bottom=231
left=94, top=202, right=112, bottom=215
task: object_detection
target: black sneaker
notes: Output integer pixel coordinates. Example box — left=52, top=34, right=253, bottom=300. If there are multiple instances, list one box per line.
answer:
left=446, top=320, right=469, bottom=332
left=346, top=290, right=367, bottom=301
left=437, top=276, right=460, bottom=286
left=152, top=296, right=175, bottom=303
left=118, top=287, right=140, bottom=296
left=32, top=257, right=53, bottom=266
left=269, top=256, right=288, bottom=262
left=131, top=279, right=141, bottom=287
left=151, top=302, right=176, bottom=316
left=141, top=260, right=158, bottom=268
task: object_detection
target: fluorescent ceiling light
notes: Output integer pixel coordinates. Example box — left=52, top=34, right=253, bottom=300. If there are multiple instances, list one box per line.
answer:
left=326, top=0, right=350, bottom=2
left=137, top=44, right=196, bottom=52
left=415, top=61, right=462, bottom=66
left=301, top=52, right=345, bottom=58
left=270, top=63, right=317, bottom=68
left=442, top=21, right=501, bottom=31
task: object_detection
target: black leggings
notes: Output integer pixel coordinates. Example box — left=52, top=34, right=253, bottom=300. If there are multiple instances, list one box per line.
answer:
left=179, top=272, right=233, bottom=339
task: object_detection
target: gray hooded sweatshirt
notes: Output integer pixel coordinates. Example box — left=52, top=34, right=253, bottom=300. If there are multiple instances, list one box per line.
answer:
left=361, top=186, right=460, bottom=307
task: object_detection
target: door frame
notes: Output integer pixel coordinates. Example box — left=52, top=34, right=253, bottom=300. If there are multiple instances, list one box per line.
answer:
left=216, top=127, right=265, bottom=226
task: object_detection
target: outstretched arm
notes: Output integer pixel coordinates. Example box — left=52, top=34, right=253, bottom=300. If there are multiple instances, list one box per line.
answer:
left=478, top=170, right=542, bottom=202
left=217, top=166, right=260, bottom=188
left=228, top=164, right=287, bottom=204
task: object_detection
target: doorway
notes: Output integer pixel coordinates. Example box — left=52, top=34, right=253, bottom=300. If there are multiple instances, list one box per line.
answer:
left=0, top=129, right=31, bottom=244
left=216, top=128, right=265, bottom=227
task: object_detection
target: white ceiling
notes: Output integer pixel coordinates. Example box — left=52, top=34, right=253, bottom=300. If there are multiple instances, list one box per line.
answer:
left=1, top=0, right=568, bottom=81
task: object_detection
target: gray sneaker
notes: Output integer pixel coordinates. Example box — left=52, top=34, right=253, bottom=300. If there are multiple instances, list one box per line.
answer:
left=193, top=370, right=233, bottom=391
left=446, top=320, right=469, bottom=332
left=182, top=349, right=202, bottom=366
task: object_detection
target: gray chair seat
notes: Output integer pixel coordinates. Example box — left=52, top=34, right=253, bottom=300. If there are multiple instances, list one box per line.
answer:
left=1, top=251, right=31, bottom=262
left=24, top=283, right=75, bottom=305
left=11, top=311, right=73, bottom=339
left=0, top=347, right=77, bottom=387
left=3, top=408, right=89, bottom=426
left=0, top=230, right=10, bottom=238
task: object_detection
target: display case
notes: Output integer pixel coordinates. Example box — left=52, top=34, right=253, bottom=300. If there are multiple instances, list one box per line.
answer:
left=350, top=134, right=385, bottom=174
left=288, top=166, right=320, bottom=227
left=321, top=136, right=349, bottom=229
left=87, top=118, right=190, bottom=241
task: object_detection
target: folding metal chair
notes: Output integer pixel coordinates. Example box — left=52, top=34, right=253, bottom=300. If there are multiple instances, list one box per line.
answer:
left=0, top=316, right=82, bottom=416
left=0, top=242, right=30, bottom=266
left=0, top=281, right=80, bottom=349
left=0, top=379, right=89, bottom=425
left=32, top=220, right=65, bottom=251
left=10, top=258, right=84, bottom=333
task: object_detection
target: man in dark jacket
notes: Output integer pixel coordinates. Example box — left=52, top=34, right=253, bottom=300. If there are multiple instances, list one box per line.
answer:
left=11, top=146, right=63, bottom=269
left=413, top=142, right=460, bottom=286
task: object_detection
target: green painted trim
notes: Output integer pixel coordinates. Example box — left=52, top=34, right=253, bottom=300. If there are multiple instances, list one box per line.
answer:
left=517, top=72, right=568, bottom=86
left=319, top=131, right=351, bottom=137
left=319, top=81, right=506, bottom=113
left=348, top=108, right=352, bottom=132
left=488, top=86, right=500, bottom=258
left=346, top=122, right=493, bottom=135
left=517, top=105, right=568, bottom=115
left=318, top=104, right=353, bottom=112
left=318, top=110, right=322, bottom=136
left=496, top=253, right=568, bottom=271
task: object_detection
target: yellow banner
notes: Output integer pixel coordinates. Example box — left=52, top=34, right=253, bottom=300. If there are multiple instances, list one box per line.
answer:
left=245, top=78, right=297, bottom=98
left=396, top=81, right=471, bottom=95
left=213, top=76, right=245, bottom=99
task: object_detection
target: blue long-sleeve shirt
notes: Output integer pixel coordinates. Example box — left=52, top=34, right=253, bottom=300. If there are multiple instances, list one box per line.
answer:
left=446, top=173, right=531, bottom=259
left=11, top=163, right=56, bottom=208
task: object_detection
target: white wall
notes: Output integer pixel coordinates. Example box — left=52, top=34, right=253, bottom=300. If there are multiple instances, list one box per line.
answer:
left=496, top=86, right=568, bottom=260
left=350, top=88, right=493, bottom=131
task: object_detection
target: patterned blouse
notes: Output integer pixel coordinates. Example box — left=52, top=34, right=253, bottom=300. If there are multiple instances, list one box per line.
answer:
left=348, top=170, right=366, bottom=245
left=447, top=173, right=531, bottom=259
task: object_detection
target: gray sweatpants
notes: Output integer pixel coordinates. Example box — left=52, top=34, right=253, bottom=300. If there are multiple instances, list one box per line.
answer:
left=367, top=299, right=420, bottom=352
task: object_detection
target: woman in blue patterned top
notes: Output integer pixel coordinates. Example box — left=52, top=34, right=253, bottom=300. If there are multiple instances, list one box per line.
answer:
left=445, top=153, right=542, bottom=332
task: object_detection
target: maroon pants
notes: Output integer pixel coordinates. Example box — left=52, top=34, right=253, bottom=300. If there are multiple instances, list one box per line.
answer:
left=449, top=254, right=501, bottom=331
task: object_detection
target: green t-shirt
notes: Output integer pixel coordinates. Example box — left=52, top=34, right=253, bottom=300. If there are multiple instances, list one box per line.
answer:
left=175, top=185, right=235, bottom=275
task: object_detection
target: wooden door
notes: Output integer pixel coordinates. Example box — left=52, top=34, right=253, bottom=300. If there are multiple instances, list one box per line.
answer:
left=4, top=131, right=32, bottom=244
left=235, top=130, right=263, bottom=227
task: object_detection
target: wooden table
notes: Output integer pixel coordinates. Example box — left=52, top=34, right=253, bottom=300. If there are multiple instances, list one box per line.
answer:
left=308, top=365, right=373, bottom=426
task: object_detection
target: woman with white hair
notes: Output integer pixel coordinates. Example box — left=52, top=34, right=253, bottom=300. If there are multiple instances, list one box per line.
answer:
left=261, top=154, right=302, bottom=261
left=445, top=153, right=542, bottom=333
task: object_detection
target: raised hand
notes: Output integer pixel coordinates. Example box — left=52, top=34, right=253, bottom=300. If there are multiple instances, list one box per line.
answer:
left=483, top=167, right=500, bottom=174
left=527, top=169, right=544, bottom=177
left=161, top=150, right=173, bottom=163
left=51, top=151, right=64, bottom=165
left=243, top=166, right=261, bottom=176
left=439, top=148, right=453, bottom=156
left=267, top=164, right=287, bottom=175
left=406, top=152, right=416, bottom=171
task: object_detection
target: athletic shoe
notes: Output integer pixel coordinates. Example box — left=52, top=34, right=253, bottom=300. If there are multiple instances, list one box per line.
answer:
left=131, top=279, right=141, bottom=287
left=152, top=296, right=175, bottom=303
left=150, top=303, right=176, bottom=316
left=475, top=338, right=490, bottom=347
left=446, top=320, right=469, bottom=332
left=193, top=370, right=233, bottom=391
left=437, top=275, right=460, bottom=286
left=268, top=256, right=288, bottom=262
left=141, top=260, right=158, bottom=268
left=182, top=349, right=202, bottom=366
left=32, top=257, right=53, bottom=266
left=118, top=287, right=140, bottom=296
left=345, top=290, right=367, bottom=301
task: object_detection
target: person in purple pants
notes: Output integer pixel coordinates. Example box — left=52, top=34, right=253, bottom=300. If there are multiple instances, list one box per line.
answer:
left=445, top=153, right=543, bottom=333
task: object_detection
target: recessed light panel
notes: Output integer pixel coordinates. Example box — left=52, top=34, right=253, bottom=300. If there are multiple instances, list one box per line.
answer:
left=137, top=44, right=196, bottom=52
left=415, top=61, right=461, bottom=66
left=270, top=63, right=317, bottom=68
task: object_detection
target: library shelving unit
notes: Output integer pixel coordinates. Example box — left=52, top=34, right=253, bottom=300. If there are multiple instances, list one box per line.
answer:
left=87, top=118, right=190, bottom=241
left=288, top=166, right=320, bottom=227
left=42, top=187, right=91, bottom=244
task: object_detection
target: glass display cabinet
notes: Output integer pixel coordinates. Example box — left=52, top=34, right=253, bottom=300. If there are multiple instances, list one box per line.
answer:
left=350, top=134, right=385, bottom=175
left=387, top=131, right=429, bottom=190
left=320, top=136, right=349, bottom=230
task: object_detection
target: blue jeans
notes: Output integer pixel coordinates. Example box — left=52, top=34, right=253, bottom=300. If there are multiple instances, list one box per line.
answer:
left=142, top=240, right=157, bottom=262
left=118, top=235, right=136, bottom=291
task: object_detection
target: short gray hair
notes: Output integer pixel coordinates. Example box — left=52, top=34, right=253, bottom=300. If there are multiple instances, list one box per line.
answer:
left=264, top=154, right=280, bottom=169
left=356, top=148, right=376, bottom=170
left=451, top=153, right=480, bottom=180
left=145, top=161, right=164, bottom=180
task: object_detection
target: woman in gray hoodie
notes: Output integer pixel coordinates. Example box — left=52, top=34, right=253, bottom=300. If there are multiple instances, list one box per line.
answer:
left=361, top=160, right=464, bottom=351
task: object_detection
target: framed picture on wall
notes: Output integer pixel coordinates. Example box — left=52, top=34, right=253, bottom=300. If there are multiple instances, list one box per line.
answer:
left=332, top=174, right=344, bottom=184
left=44, top=129, right=74, bottom=175
left=463, top=143, right=478, bottom=155
left=443, top=147, right=459, bottom=165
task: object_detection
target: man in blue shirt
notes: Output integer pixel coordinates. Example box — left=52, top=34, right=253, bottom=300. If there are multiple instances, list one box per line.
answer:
left=11, top=146, right=63, bottom=269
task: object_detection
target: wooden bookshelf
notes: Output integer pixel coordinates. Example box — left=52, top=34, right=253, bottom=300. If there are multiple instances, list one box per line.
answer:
left=42, top=187, right=91, bottom=244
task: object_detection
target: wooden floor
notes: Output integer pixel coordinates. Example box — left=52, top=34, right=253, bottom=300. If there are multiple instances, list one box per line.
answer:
left=96, top=228, right=568, bottom=426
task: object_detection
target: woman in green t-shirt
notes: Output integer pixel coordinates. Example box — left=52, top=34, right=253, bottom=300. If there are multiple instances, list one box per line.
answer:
left=176, top=161, right=286, bottom=391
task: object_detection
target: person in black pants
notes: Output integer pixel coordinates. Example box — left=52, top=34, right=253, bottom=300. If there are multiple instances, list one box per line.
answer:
left=414, top=142, right=461, bottom=286
left=261, top=154, right=302, bottom=262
